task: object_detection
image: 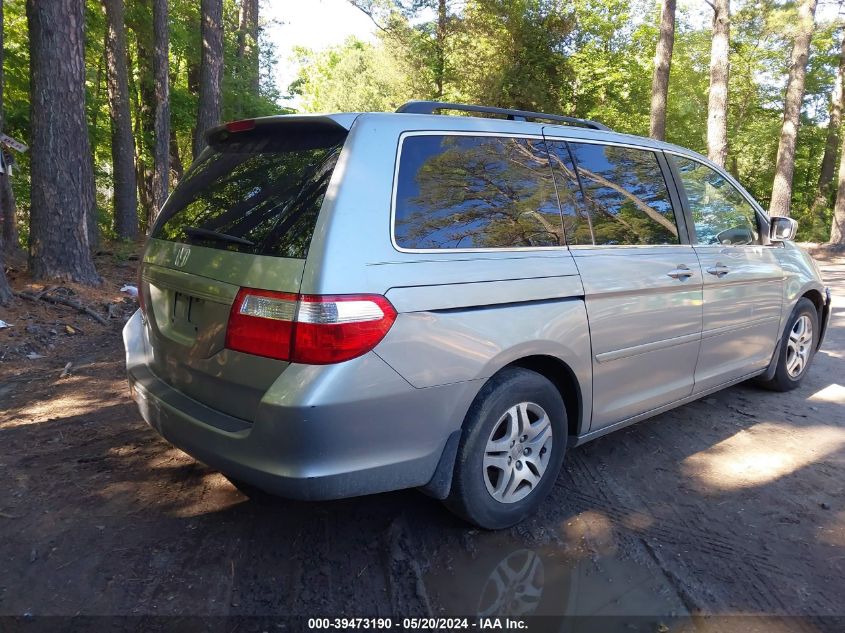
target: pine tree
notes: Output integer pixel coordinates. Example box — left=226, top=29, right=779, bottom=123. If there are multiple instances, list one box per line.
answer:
left=649, top=0, right=676, bottom=141
left=707, top=0, right=730, bottom=167
left=769, top=0, right=818, bottom=217
left=103, top=0, right=139, bottom=240
left=26, top=0, right=100, bottom=283
left=194, top=0, right=224, bottom=159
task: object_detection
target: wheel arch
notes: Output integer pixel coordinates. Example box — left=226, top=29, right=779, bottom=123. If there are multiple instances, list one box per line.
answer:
left=418, top=353, right=587, bottom=501
left=507, top=355, right=585, bottom=439
left=801, top=288, right=824, bottom=319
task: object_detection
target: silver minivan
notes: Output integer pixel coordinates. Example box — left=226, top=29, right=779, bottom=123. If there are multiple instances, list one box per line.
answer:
left=124, top=101, right=832, bottom=528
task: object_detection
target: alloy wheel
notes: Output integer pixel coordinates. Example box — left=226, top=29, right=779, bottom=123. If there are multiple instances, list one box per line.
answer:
left=786, top=314, right=813, bottom=379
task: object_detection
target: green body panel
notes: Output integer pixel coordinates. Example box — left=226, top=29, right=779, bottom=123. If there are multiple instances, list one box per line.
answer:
left=139, top=239, right=303, bottom=422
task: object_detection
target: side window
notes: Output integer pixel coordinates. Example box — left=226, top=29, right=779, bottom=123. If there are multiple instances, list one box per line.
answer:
left=545, top=142, right=591, bottom=245
left=671, top=156, right=760, bottom=246
left=394, top=135, right=563, bottom=249
left=567, top=142, right=680, bottom=246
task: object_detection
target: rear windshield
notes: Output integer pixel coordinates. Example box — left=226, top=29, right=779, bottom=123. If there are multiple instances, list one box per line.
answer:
left=152, top=126, right=347, bottom=259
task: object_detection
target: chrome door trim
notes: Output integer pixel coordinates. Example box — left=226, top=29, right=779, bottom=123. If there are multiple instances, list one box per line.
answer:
left=568, top=244, right=695, bottom=250
left=695, top=274, right=783, bottom=289
left=700, top=316, right=781, bottom=340
left=594, top=331, right=701, bottom=364
left=541, top=134, right=663, bottom=152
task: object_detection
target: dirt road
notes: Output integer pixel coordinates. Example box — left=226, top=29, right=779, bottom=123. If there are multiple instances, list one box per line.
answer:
left=1, top=259, right=844, bottom=631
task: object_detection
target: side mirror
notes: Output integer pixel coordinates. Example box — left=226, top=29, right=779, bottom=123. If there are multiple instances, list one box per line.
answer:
left=770, top=216, right=798, bottom=242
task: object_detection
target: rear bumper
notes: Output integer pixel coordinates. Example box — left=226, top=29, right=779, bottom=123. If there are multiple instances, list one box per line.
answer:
left=123, top=310, right=477, bottom=500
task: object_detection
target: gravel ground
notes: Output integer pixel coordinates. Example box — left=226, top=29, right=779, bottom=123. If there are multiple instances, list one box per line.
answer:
left=1, top=258, right=843, bottom=632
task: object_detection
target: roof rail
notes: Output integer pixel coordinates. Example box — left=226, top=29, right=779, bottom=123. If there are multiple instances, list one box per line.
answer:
left=395, top=100, right=611, bottom=131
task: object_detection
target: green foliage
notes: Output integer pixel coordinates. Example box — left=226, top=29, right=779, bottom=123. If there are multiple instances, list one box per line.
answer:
left=291, top=38, right=415, bottom=112
left=3, top=0, right=285, bottom=246
left=3, top=0, right=30, bottom=241
left=290, top=0, right=845, bottom=242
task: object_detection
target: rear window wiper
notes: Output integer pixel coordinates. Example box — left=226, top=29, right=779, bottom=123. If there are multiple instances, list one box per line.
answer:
left=183, top=226, right=255, bottom=247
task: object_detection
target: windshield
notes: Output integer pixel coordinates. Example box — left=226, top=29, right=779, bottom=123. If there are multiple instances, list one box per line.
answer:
left=152, top=127, right=347, bottom=259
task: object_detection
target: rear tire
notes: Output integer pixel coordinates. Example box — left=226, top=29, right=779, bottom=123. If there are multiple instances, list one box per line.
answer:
left=445, top=367, right=567, bottom=529
left=756, top=297, right=819, bottom=392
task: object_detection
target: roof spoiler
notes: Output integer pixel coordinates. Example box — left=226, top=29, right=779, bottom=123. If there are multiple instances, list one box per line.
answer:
left=203, top=115, right=351, bottom=151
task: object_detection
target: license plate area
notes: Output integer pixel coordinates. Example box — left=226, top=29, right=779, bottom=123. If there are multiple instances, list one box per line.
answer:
left=172, top=291, right=200, bottom=335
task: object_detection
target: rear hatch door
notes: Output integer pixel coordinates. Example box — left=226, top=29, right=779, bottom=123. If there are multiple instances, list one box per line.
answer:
left=139, top=116, right=350, bottom=422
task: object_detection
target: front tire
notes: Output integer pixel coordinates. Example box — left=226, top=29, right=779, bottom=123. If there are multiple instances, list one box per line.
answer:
left=446, top=368, right=567, bottom=529
left=757, top=297, right=819, bottom=392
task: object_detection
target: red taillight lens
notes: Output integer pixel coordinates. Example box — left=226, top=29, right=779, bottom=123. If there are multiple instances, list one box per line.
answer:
left=294, top=294, right=397, bottom=364
left=225, top=119, right=256, bottom=133
left=225, top=289, right=297, bottom=360
left=225, top=289, right=397, bottom=364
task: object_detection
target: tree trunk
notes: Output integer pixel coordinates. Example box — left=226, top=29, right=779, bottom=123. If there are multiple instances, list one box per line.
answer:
left=128, top=46, right=151, bottom=231
left=649, top=0, right=675, bottom=141
left=0, top=0, right=20, bottom=260
left=194, top=0, right=224, bottom=159
left=769, top=0, right=818, bottom=217
left=435, top=0, right=447, bottom=99
left=26, top=0, right=99, bottom=284
left=152, top=0, right=170, bottom=221
left=170, top=127, right=184, bottom=181
left=832, top=79, right=845, bottom=245
left=816, top=31, right=845, bottom=200
left=0, top=174, right=19, bottom=254
left=0, top=252, right=11, bottom=305
left=0, top=0, right=13, bottom=305
left=707, top=0, right=730, bottom=167
left=134, top=28, right=156, bottom=227
left=103, top=0, right=138, bottom=240
left=831, top=122, right=845, bottom=245
left=86, top=47, right=104, bottom=252
left=0, top=174, right=18, bottom=255
left=236, top=0, right=259, bottom=102
left=187, top=60, right=199, bottom=161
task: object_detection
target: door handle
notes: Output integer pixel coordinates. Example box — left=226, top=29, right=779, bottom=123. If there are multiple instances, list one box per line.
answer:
left=667, top=265, right=694, bottom=280
left=706, top=263, right=730, bottom=277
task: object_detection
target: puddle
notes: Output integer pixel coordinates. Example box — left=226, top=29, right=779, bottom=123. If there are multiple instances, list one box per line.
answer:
left=425, top=528, right=690, bottom=626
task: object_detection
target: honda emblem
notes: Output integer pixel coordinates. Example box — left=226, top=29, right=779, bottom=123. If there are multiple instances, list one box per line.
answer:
left=174, top=246, right=191, bottom=267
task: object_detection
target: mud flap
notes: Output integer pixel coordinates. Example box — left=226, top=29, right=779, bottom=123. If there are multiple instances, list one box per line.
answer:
left=418, top=430, right=462, bottom=500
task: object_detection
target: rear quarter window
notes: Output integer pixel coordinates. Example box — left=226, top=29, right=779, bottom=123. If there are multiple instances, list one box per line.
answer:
left=393, top=134, right=564, bottom=250
left=152, top=127, right=346, bottom=259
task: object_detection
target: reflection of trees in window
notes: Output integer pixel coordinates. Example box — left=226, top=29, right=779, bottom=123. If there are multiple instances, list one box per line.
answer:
left=567, top=143, right=679, bottom=246
left=154, top=143, right=341, bottom=258
left=395, top=136, right=564, bottom=249
left=672, top=156, right=758, bottom=245
left=545, top=143, right=593, bottom=245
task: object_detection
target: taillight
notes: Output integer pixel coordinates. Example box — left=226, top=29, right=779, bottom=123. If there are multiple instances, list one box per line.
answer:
left=225, top=289, right=297, bottom=360
left=225, top=289, right=397, bottom=364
